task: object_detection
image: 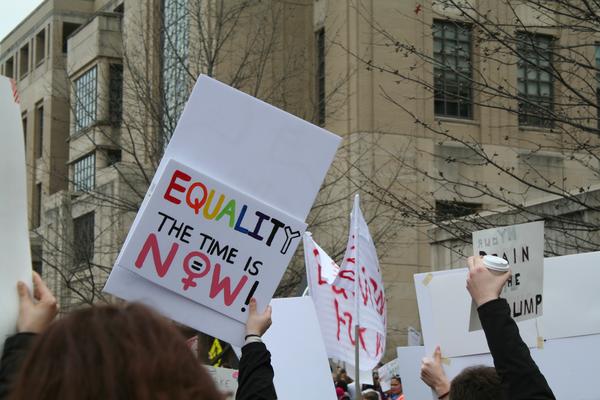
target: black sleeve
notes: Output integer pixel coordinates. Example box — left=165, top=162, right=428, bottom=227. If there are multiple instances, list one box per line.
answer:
left=477, top=298, right=555, bottom=400
left=0, top=333, right=36, bottom=400
left=235, top=341, right=277, bottom=400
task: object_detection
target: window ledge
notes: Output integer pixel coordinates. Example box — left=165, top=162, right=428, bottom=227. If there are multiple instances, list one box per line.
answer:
left=435, top=116, right=480, bottom=126
left=518, top=125, right=556, bottom=134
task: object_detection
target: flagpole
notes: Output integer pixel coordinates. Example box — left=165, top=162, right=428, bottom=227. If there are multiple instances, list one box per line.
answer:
left=353, top=194, right=362, bottom=400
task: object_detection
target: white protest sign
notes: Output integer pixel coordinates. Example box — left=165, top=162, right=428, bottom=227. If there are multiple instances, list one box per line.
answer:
left=263, top=297, right=338, bottom=400
left=407, top=326, right=422, bottom=346
left=304, top=233, right=384, bottom=371
left=396, top=346, right=436, bottom=400
left=205, top=366, right=238, bottom=399
left=118, top=158, right=305, bottom=323
left=0, top=77, right=32, bottom=351
left=414, top=268, right=539, bottom=358
left=377, top=358, right=400, bottom=392
left=470, top=221, right=544, bottom=330
left=539, top=251, right=600, bottom=339
left=104, top=75, right=341, bottom=345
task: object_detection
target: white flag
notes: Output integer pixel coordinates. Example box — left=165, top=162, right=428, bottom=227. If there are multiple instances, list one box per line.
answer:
left=332, top=194, right=386, bottom=357
left=304, top=198, right=386, bottom=371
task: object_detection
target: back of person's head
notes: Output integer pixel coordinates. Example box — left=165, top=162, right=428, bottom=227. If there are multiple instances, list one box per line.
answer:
left=10, top=303, right=224, bottom=400
left=450, top=365, right=502, bottom=400
left=362, top=389, right=381, bottom=400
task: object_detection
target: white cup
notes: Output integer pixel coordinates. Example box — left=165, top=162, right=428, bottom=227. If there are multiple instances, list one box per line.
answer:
left=482, top=255, right=509, bottom=272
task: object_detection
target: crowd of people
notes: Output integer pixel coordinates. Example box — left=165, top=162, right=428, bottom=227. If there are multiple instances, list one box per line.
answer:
left=0, top=255, right=556, bottom=399
left=332, top=367, right=404, bottom=400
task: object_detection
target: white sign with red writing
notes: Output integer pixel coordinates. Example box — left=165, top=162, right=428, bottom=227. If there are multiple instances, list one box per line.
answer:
left=304, top=228, right=385, bottom=371
left=330, top=194, right=386, bottom=363
left=118, top=158, right=305, bottom=323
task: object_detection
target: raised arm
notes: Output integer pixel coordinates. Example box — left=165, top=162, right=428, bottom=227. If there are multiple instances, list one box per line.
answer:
left=236, top=299, right=277, bottom=400
left=467, top=256, right=554, bottom=400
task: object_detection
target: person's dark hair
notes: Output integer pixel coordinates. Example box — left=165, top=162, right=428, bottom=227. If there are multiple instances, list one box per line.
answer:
left=362, top=390, right=380, bottom=400
left=10, top=303, right=224, bottom=400
left=450, top=365, right=502, bottom=400
left=391, top=375, right=401, bottom=384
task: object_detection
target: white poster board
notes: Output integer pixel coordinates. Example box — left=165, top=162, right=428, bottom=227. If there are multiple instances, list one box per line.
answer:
left=377, top=358, right=400, bottom=392
left=0, top=77, right=32, bottom=351
left=407, top=326, right=422, bottom=346
left=263, top=297, right=337, bottom=400
left=395, top=346, right=433, bottom=399
left=414, top=268, right=539, bottom=358
left=104, top=75, right=341, bottom=345
left=539, top=251, right=600, bottom=339
left=470, top=221, right=544, bottom=330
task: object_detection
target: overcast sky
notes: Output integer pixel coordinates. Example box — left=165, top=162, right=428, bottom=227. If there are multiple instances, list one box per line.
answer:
left=0, top=1, right=45, bottom=40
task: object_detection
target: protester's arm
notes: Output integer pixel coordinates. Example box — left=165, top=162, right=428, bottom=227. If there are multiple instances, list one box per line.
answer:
left=236, top=299, right=277, bottom=400
left=467, top=256, right=555, bottom=400
left=420, top=346, right=450, bottom=399
left=0, top=272, right=58, bottom=399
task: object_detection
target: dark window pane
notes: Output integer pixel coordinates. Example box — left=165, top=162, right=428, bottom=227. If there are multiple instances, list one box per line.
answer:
left=73, top=152, right=95, bottom=191
left=74, top=66, right=98, bottom=131
left=517, top=33, right=554, bottom=128
left=73, top=212, right=94, bottom=265
left=433, top=20, right=473, bottom=119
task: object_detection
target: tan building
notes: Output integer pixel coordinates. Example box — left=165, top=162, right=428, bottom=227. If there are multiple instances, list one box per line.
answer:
left=3, top=0, right=600, bottom=361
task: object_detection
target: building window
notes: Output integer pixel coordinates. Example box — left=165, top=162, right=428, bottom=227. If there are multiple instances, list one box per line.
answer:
left=62, top=22, right=81, bottom=53
left=433, top=20, right=473, bottom=119
left=435, top=200, right=481, bottom=221
left=517, top=33, right=554, bottom=128
left=35, top=103, right=43, bottom=158
left=74, top=66, right=98, bottom=131
left=35, top=29, right=46, bottom=66
left=22, top=114, right=27, bottom=150
left=19, top=44, right=29, bottom=79
left=106, top=149, right=122, bottom=166
left=5, top=56, right=14, bottom=79
left=109, top=64, right=123, bottom=126
left=33, top=183, right=42, bottom=228
left=73, top=212, right=94, bottom=265
left=32, top=261, right=42, bottom=275
left=73, top=153, right=95, bottom=192
left=315, top=28, right=326, bottom=126
left=162, top=0, right=189, bottom=143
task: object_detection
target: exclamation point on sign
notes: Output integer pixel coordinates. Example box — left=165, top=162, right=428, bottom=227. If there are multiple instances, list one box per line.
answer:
left=240, top=281, right=260, bottom=312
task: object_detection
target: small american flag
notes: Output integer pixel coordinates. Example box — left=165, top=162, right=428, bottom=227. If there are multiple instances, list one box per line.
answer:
left=10, top=79, right=20, bottom=104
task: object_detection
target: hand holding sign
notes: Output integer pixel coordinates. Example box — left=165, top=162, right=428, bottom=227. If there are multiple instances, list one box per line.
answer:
left=16, top=272, right=58, bottom=334
left=245, top=298, right=272, bottom=337
left=420, top=346, right=450, bottom=397
left=466, top=256, right=511, bottom=307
